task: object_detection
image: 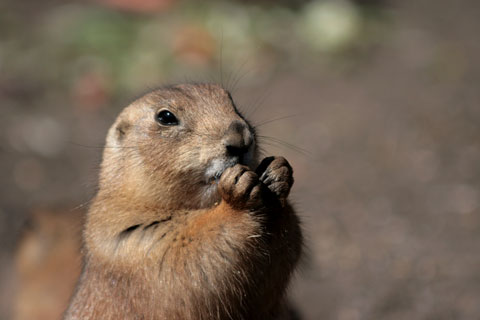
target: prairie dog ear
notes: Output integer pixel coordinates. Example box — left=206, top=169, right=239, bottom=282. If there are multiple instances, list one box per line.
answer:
left=115, top=120, right=131, bottom=142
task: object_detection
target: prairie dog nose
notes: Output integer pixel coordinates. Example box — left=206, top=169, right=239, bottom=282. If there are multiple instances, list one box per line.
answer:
left=223, top=120, right=253, bottom=157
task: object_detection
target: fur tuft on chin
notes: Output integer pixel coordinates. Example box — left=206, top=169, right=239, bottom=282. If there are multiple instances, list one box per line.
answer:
left=204, top=158, right=240, bottom=183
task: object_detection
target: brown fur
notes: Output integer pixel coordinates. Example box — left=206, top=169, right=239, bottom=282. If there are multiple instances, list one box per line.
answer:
left=15, top=209, right=82, bottom=320
left=65, top=84, right=302, bottom=320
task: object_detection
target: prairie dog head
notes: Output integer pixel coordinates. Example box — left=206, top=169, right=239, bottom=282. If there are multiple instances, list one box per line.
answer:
left=99, top=84, right=258, bottom=210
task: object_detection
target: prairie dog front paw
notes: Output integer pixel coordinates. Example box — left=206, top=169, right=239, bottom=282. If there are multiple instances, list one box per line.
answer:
left=218, top=165, right=263, bottom=210
left=256, top=156, right=293, bottom=204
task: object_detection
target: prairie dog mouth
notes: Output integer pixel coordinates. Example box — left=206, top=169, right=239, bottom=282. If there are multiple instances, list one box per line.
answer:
left=205, top=158, right=241, bottom=184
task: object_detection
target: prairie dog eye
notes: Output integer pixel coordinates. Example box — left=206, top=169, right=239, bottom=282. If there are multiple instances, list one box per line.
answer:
left=156, top=110, right=179, bottom=126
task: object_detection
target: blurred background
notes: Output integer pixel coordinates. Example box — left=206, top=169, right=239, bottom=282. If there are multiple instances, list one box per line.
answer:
left=1, top=0, right=480, bottom=319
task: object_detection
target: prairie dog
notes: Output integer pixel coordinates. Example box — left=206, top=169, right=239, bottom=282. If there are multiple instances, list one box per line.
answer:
left=65, top=84, right=302, bottom=320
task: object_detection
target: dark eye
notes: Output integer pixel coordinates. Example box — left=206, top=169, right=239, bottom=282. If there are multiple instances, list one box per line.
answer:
left=156, top=110, right=179, bottom=126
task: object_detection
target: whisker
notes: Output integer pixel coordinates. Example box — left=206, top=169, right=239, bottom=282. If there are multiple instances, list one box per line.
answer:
left=70, top=198, right=94, bottom=212
left=219, top=30, right=224, bottom=89
left=253, top=114, right=301, bottom=128
left=257, top=135, right=313, bottom=157
left=262, top=137, right=310, bottom=155
left=242, top=87, right=272, bottom=118
left=227, top=58, right=252, bottom=94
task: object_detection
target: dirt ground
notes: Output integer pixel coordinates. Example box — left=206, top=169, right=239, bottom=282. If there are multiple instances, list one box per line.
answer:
left=1, top=0, right=480, bottom=319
